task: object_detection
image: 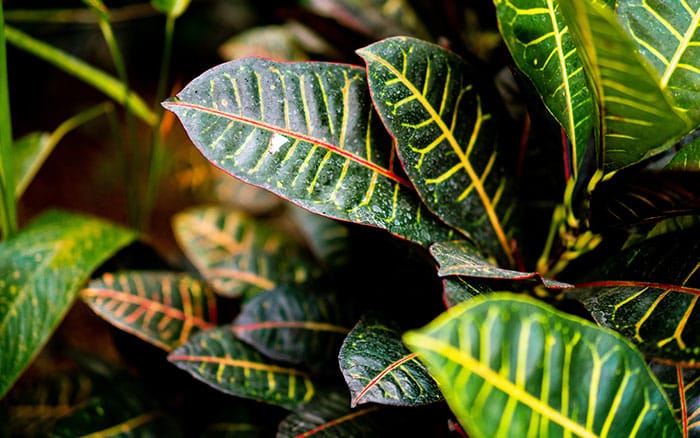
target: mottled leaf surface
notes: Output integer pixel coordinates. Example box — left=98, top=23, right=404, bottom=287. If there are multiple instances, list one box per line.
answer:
left=164, top=58, right=457, bottom=248
left=339, top=313, right=442, bottom=407
left=559, top=0, right=692, bottom=173
left=442, top=277, right=492, bottom=308
left=666, top=135, right=700, bottom=171
left=404, top=293, right=681, bottom=437
left=650, top=362, right=700, bottom=437
left=359, top=36, right=519, bottom=266
left=0, top=210, right=137, bottom=398
left=81, top=271, right=218, bottom=351
left=169, top=326, right=315, bottom=409
left=233, top=287, right=351, bottom=369
left=172, top=206, right=321, bottom=299
left=569, top=227, right=700, bottom=363
left=494, top=0, right=593, bottom=178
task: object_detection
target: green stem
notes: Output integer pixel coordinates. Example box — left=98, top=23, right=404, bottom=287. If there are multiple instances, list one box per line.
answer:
left=142, top=13, right=176, bottom=230
left=0, top=3, right=18, bottom=238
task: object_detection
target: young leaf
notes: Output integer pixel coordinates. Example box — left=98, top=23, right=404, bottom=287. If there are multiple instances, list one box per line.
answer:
left=430, top=240, right=573, bottom=289
left=81, top=271, right=218, bottom=351
left=404, top=293, right=681, bottom=437
left=338, top=313, right=443, bottom=408
left=569, top=227, right=700, bottom=364
left=442, top=277, right=492, bottom=308
left=649, top=362, right=700, bottom=437
left=358, top=36, right=519, bottom=266
left=172, top=206, right=321, bottom=299
left=163, top=58, right=458, bottom=248
left=616, top=0, right=700, bottom=122
left=493, top=0, right=594, bottom=179
left=0, top=210, right=137, bottom=399
left=232, top=286, right=351, bottom=369
left=168, top=326, right=315, bottom=410
left=558, top=0, right=692, bottom=173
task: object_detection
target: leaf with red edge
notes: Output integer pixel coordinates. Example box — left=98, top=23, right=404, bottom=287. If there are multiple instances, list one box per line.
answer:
left=163, top=58, right=459, bottom=248
left=650, top=361, right=700, bottom=438
left=568, top=227, right=700, bottom=364
left=81, top=271, right=218, bottom=351
left=338, top=313, right=442, bottom=407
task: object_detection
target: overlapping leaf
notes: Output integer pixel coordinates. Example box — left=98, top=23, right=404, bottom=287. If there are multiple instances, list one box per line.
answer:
left=338, top=313, right=442, bottom=407
left=288, top=204, right=351, bottom=270
left=404, top=293, right=681, bottom=437
left=442, top=277, right=492, bottom=308
left=81, top=271, right=218, bottom=351
left=0, top=210, right=137, bottom=399
left=568, top=227, right=700, bottom=364
left=650, top=362, right=700, bottom=437
left=558, top=0, right=692, bottom=173
left=359, top=36, right=519, bottom=266
left=168, top=326, right=315, bottom=410
left=172, top=206, right=321, bottom=299
left=164, top=58, right=458, bottom=248
left=616, top=0, right=700, bottom=122
left=494, top=0, right=594, bottom=178
left=666, top=135, right=700, bottom=171
left=233, top=286, right=352, bottom=369
left=430, top=240, right=573, bottom=289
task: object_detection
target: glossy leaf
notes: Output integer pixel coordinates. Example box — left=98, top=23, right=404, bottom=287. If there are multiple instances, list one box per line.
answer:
left=494, top=0, right=594, bottom=178
left=164, top=58, right=458, bottom=248
left=168, top=326, right=315, bottom=410
left=404, top=293, right=681, bottom=437
left=359, top=36, right=519, bottom=266
left=430, top=240, right=573, bottom=289
left=0, top=210, right=137, bottom=398
left=667, top=135, right=700, bottom=171
left=172, top=206, right=321, bottom=299
left=442, top=277, right=492, bottom=308
left=233, top=286, right=351, bottom=369
left=650, top=362, right=700, bottom=437
left=81, top=271, right=218, bottom=351
left=276, top=389, right=385, bottom=437
left=616, top=0, right=700, bottom=122
left=339, top=313, right=442, bottom=407
left=569, top=227, right=700, bottom=363
left=558, top=0, right=692, bottom=173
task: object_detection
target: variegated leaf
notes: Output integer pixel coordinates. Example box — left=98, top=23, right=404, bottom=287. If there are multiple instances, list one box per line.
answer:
left=442, top=277, right=492, bottom=308
left=650, top=362, right=700, bottom=437
left=164, top=58, right=458, bottom=248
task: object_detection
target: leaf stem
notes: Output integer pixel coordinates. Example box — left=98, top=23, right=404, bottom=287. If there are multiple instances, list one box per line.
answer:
left=0, top=3, right=18, bottom=239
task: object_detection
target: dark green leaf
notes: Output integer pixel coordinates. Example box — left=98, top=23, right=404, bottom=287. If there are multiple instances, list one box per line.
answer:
left=616, top=0, right=700, bottom=122
left=163, top=58, right=458, bottom=248
left=339, top=313, right=442, bottom=407
left=172, top=206, right=321, bottom=299
left=233, top=286, right=351, bottom=370
left=559, top=0, right=692, bottom=173
left=429, top=240, right=572, bottom=289
left=442, top=277, right=491, bottom=308
left=81, top=271, right=218, bottom=351
left=666, top=135, right=700, bottom=171
left=494, top=0, right=594, bottom=178
left=404, top=293, right=681, bottom=437
left=568, top=227, right=700, bottom=363
left=650, top=362, right=700, bottom=437
left=288, top=204, right=351, bottom=270
left=168, top=326, right=315, bottom=410
left=0, top=210, right=137, bottom=398
left=359, top=36, right=520, bottom=266
left=276, top=390, right=386, bottom=437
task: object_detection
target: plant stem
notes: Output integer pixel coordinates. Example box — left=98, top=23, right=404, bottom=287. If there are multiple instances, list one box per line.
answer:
left=143, top=13, right=176, bottom=230
left=0, top=3, right=18, bottom=239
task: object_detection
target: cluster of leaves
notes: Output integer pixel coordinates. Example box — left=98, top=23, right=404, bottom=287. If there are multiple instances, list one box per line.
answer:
left=1, top=0, right=700, bottom=436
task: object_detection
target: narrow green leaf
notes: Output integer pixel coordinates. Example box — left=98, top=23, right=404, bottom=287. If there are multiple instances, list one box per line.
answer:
left=0, top=210, right=137, bottom=398
left=493, top=0, right=594, bottom=178
left=233, top=286, right=351, bottom=369
left=616, top=0, right=700, bottom=122
left=650, top=362, right=700, bottom=437
left=338, top=313, right=442, bottom=407
left=163, top=57, right=458, bottom=248
left=168, top=326, right=315, bottom=410
left=558, top=0, right=692, bottom=173
left=404, top=293, right=681, bottom=438
left=569, top=227, right=700, bottom=363
left=430, top=240, right=573, bottom=289
left=172, top=206, right=322, bottom=299
left=81, top=271, right=218, bottom=351
left=359, top=36, right=519, bottom=266
left=442, top=277, right=492, bottom=308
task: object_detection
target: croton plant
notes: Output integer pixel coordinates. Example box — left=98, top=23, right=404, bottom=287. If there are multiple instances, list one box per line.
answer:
left=2, top=0, right=700, bottom=436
